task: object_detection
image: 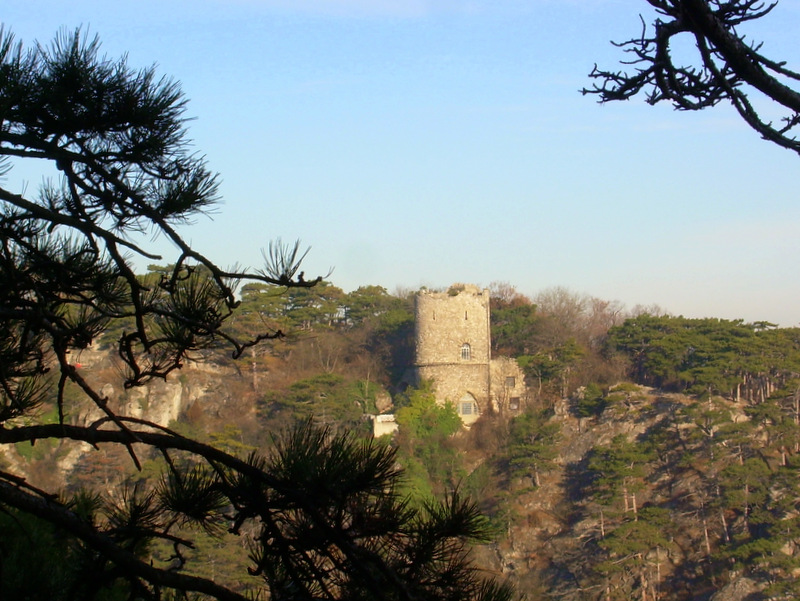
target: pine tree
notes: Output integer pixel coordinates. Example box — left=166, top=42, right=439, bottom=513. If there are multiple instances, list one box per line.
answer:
left=0, top=28, right=515, bottom=601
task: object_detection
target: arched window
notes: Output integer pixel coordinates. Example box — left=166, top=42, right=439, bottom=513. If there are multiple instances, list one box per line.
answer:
left=460, top=343, right=471, bottom=361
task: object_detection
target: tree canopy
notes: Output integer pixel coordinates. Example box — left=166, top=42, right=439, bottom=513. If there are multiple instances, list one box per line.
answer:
left=607, top=314, right=800, bottom=400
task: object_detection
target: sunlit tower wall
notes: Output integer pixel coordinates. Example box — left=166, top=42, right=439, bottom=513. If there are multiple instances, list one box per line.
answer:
left=413, top=284, right=491, bottom=423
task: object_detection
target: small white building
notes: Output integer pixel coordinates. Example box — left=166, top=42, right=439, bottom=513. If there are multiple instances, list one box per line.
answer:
left=371, top=413, right=399, bottom=437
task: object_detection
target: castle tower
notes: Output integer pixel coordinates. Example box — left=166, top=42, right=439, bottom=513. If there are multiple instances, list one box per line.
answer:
left=413, top=284, right=492, bottom=423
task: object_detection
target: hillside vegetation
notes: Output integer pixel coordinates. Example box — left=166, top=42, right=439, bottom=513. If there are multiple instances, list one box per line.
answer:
left=7, top=273, right=800, bottom=601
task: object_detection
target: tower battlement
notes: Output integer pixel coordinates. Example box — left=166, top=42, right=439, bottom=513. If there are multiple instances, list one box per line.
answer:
left=415, top=284, right=491, bottom=367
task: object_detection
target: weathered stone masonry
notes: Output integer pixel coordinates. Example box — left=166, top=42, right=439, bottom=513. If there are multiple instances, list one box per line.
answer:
left=413, top=284, right=525, bottom=424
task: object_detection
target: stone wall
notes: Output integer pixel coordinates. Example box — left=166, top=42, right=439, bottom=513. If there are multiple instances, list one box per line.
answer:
left=415, top=284, right=491, bottom=366
left=413, top=284, right=492, bottom=423
left=412, top=284, right=527, bottom=423
left=489, top=356, right=528, bottom=415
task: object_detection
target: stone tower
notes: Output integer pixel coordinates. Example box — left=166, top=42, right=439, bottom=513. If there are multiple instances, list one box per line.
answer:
left=413, top=284, right=492, bottom=424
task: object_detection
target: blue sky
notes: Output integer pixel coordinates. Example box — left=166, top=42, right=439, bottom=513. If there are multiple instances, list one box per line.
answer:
left=6, top=1, right=800, bottom=325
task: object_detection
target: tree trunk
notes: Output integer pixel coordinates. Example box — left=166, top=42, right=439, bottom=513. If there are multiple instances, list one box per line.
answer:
left=600, top=509, right=606, bottom=539
left=702, top=516, right=712, bottom=557
left=655, top=546, right=662, bottom=601
left=716, top=484, right=731, bottom=543
left=639, top=562, right=648, bottom=601
left=719, top=508, right=730, bottom=544
left=794, top=385, right=800, bottom=453
left=250, top=348, right=259, bottom=392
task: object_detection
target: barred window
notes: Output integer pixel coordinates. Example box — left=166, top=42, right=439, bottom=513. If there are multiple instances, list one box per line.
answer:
left=460, top=343, right=471, bottom=361
left=459, top=393, right=477, bottom=418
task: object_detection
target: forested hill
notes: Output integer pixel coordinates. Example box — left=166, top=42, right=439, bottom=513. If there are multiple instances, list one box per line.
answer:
left=8, top=274, right=800, bottom=601
left=219, top=278, right=800, bottom=410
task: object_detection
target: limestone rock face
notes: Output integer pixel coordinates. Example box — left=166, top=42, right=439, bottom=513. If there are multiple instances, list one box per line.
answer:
left=70, top=352, right=243, bottom=428
left=4, top=347, right=252, bottom=489
left=708, top=578, right=763, bottom=601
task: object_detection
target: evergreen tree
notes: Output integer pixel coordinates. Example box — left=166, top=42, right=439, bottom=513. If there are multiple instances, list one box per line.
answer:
left=505, top=409, right=561, bottom=488
left=0, top=28, right=514, bottom=601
